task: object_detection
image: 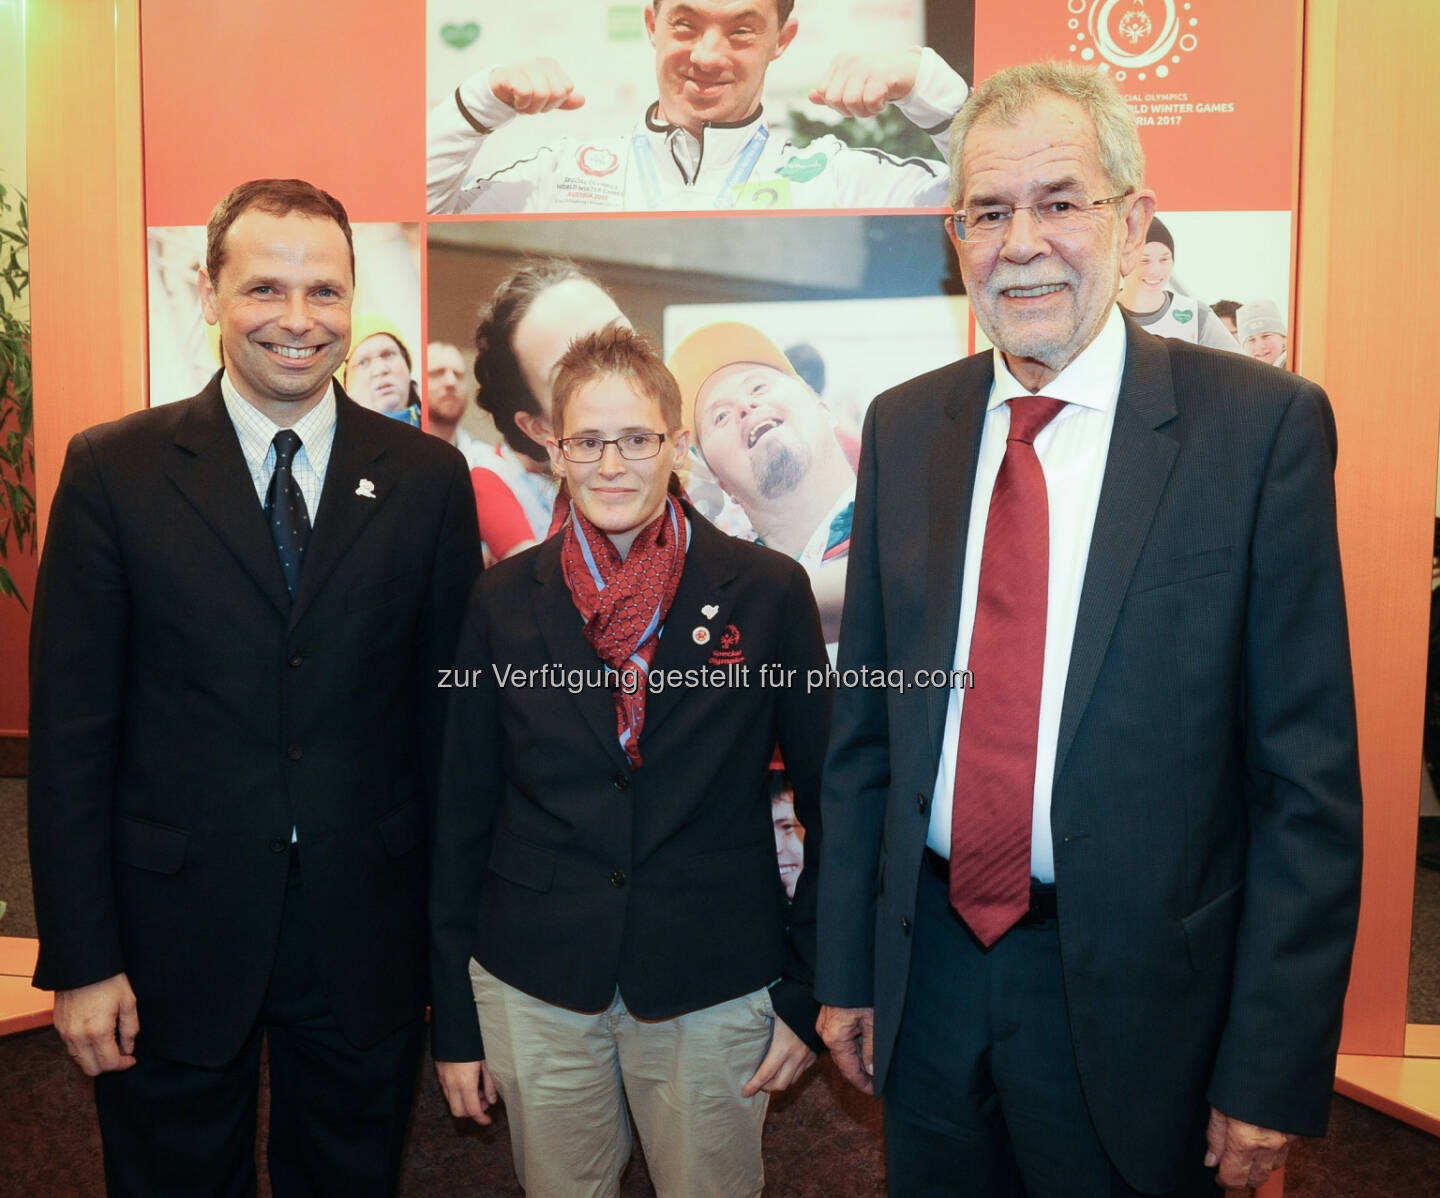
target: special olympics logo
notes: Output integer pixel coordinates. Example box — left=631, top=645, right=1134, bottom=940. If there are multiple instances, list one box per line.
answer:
left=576, top=145, right=620, bottom=177
left=1065, top=0, right=1201, bottom=83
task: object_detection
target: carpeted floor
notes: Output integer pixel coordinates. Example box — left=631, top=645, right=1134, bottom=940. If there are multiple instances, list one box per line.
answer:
left=7, top=776, right=1440, bottom=1195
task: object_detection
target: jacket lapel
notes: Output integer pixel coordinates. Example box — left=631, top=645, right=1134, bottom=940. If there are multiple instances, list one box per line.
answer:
left=642, top=512, right=739, bottom=741
left=167, top=378, right=292, bottom=618
left=289, top=392, right=395, bottom=628
left=1054, top=323, right=1179, bottom=784
left=923, top=356, right=992, bottom=764
left=532, top=536, right=632, bottom=770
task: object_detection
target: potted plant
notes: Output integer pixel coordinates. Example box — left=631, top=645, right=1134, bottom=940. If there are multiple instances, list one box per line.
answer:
left=0, top=182, right=32, bottom=608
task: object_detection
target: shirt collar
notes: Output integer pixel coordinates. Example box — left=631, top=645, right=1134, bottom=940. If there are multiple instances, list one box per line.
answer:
left=987, top=305, right=1127, bottom=414
left=643, top=101, right=768, bottom=165
left=220, top=371, right=339, bottom=470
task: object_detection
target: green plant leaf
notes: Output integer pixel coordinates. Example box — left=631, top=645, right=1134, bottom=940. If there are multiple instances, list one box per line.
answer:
left=0, top=187, right=33, bottom=604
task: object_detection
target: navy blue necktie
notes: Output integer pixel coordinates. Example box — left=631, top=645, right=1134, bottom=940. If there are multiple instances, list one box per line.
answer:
left=265, top=429, right=311, bottom=598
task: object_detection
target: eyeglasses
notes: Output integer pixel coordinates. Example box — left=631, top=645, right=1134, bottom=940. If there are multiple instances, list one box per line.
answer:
left=946, top=193, right=1130, bottom=243
left=556, top=432, right=668, bottom=463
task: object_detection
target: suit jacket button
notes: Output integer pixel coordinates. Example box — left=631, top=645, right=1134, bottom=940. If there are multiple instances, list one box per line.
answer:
left=287, top=745, right=303, bottom=761
left=612, top=773, right=629, bottom=791
left=268, top=838, right=287, bottom=853
left=916, top=792, right=929, bottom=814
left=287, top=653, right=303, bottom=668
left=900, top=915, right=911, bottom=935
left=610, top=869, right=627, bottom=888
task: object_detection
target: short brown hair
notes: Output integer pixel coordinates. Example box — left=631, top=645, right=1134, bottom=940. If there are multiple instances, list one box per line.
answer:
left=205, top=178, right=354, bottom=285
left=551, top=326, right=682, bottom=436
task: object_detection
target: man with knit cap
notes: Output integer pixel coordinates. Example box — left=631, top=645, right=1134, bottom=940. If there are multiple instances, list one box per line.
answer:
left=669, top=320, right=855, bottom=653
left=1237, top=298, right=1289, bottom=368
left=430, top=325, right=830, bottom=1197
left=342, top=317, right=422, bottom=424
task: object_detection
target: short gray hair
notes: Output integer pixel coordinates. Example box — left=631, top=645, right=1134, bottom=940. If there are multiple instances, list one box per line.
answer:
left=947, top=62, right=1145, bottom=208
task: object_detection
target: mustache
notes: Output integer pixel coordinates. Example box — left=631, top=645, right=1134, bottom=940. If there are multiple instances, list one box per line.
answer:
left=987, top=271, right=1077, bottom=291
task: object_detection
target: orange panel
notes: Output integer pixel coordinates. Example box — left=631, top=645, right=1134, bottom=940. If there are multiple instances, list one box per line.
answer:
left=0, top=938, right=48, bottom=1038
left=1299, top=0, right=1440, bottom=1058
left=27, top=0, right=147, bottom=537
left=974, top=0, right=1299, bottom=210
left=1335, top=1053, right=1440, bottom=1138
left=139, top=0, right=424, bottom=225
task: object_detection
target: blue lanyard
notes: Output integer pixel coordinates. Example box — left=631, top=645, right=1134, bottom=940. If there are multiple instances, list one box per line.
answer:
left=631, top=123, right=769, bottom=209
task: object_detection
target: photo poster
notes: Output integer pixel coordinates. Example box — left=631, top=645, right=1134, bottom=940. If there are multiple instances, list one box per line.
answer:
left=138, top=0, right=1302, bottom=884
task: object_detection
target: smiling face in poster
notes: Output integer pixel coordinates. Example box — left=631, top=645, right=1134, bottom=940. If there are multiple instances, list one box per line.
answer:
left=951, top=94, right=1153, bottom=390
left=644, top=0, right=799, bottom=135
left=695, top=362, right=834, bottom=507
left=1244, top=330, right=1286, bottom=365
left=1133, top=239, right=1173, bottom=293
left=198, top=209, right=353, bottom=423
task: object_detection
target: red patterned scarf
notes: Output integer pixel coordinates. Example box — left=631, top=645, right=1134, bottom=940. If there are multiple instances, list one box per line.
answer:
left=560, top=494, right=689, bottom=769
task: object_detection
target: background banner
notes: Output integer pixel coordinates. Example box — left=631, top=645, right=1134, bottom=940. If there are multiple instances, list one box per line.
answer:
left=137, top=0, right=1305, bottom=892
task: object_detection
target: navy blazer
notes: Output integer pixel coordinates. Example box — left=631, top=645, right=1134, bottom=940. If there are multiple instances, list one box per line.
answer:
left=28, top=377, right=481, bottom=1065
left=430, top=507, right=831, bottom=1062
left=815, top=321, right=1363, bottom=1193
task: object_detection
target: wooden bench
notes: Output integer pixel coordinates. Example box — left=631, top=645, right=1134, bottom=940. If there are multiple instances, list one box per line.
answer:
left=0, top=936, right=52, bottom=1035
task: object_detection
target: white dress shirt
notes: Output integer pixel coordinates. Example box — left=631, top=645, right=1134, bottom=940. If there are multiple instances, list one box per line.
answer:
left=220, top=372, right=337, bottom=520
left=221, top=373, right=339, bottom=845
left=926, top=308, right=1127, bottom=881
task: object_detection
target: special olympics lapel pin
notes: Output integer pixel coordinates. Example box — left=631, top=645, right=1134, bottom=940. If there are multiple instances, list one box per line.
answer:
left=355, top=478, right=377, bottom=499
left=701, top=604, right=719, bottom=620
left=692, top=626, right=712, bottom=645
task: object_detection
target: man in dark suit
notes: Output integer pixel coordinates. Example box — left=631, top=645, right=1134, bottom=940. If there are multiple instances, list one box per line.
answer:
left=28, top=179, right=481, bottom=1195
left=431, top=325, right=829, bottom=1197
left=815, top=64, right=1362, bottom=1197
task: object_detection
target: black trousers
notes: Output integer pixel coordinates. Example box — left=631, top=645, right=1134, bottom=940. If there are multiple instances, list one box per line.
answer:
left=882, top=860, right=1214, bottom=1198
left=94, top=853, right=424, bottom=1198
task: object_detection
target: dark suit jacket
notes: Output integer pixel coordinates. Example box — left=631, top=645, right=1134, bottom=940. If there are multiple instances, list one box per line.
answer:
left=28, top=377, right=481, bottom=1067
left=430, top=508, right=830, bottom=1062
left=814, top=322, right=1363, bottom=1193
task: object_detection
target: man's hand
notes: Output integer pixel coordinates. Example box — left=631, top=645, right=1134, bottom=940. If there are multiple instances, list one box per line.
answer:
left=54, top=972, right=139, bottom=1076
left=489, top=59, right=586, bottom=116
left=1205, top=1107, right=1295, bottom=1189
left=742, top=1015, right=816, bottom=1097
left=435, top=1059, right=502, bottom=1126
left=809, top=49, right=923, bottom=119
left=817, top=1004, right=875, bottom=1095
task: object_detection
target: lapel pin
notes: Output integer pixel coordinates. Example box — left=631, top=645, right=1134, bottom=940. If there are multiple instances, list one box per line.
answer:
left=692, top=626, right=711, bottom=645
left=355, top=478, right=377, bottom=499
left=701, top=604, right=719, bottom=619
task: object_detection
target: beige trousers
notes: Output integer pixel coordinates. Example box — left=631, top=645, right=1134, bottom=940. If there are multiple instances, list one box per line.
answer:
left=469, top=960, right=775, bottom=1198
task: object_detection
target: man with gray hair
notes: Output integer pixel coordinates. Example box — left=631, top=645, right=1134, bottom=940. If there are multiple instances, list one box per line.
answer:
left=815, top=62, right=1361, bottom=1196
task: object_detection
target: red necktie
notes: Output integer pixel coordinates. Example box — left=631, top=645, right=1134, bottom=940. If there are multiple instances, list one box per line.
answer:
left=949, top=395, right=1066, bottom=947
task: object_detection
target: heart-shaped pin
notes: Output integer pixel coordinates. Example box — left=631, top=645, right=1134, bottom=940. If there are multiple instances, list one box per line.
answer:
left=702, top=604, right=719, bottom=619
left=440, top=21, right=480, bottom=50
